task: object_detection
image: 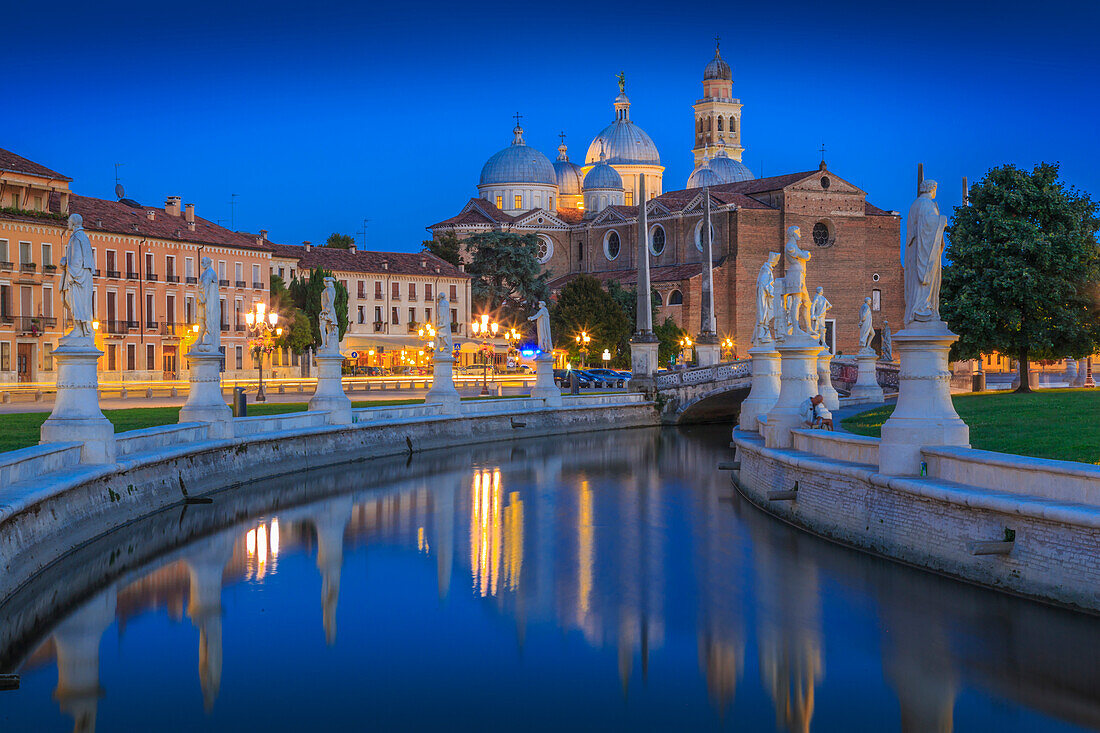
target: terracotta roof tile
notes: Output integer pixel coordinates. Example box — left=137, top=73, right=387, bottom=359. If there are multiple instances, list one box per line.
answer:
left=548, top=263, right=703, bottom=290
left=429, top=198, right=516, bottom=228
left=0, top=147, right=70, bottom=181
left=556, top=208, right=585, bottom=223
left=266, top=243, right=468, bottom=278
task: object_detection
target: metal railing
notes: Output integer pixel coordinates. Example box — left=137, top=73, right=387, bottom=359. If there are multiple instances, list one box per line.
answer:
left=186, top=276, right=198, bottom=284
left=106, top=269, right=121, bottom=278
left=166, top=274, right=180, bottom=283
left=145, top=273, right=158, bottom=282
left=20, top=263, right=36, bottom=273
left=17, top=316, right=57, bottom=333
left=252, top=281, right=263, bottom=289
left=126, top=271, right=140, bottom=280
left=235, top=280, right=246, bottom=288
left=0, top=261, right=12, bottom=271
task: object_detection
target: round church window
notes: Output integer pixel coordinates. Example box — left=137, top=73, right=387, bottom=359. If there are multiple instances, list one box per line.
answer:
left=536, top=235, right=553, bottom=264
left=812, top=221, right=834, bottom=247
left=694, top=220, right=716, bottom=252
left=650, top=225, right=666, bottom=256
left=604, top=230, right=621, bottom=261
left=821, top=176, right=831, bottom=189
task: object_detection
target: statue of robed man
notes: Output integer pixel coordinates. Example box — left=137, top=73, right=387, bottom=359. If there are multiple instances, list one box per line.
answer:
left=752, top=252, right=780, bottom=346
left=60, top=213, right=95, bottom=342
left=436, top=293, right=454, bottom=354
left=904, top=179, right=949, bottom=325
left=528, top=300, right=552, bottom=354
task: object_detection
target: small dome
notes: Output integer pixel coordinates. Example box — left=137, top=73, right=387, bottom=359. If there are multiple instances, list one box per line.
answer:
left=584, top=157, right=623, bottom=190
left=709, top=152, right=754, bottom=183
left=553, top=143, right=583, bottom=195
left=586, top=121, right=661, bottom=166
left=479, top=125, right=557, bottom=186
left=704, top=46, right=732, bottom=81
left=687, top=159, right=722, bottom=189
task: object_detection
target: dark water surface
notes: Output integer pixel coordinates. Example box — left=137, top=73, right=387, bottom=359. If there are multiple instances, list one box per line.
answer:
left=1, top=426, right=1098, bottom=732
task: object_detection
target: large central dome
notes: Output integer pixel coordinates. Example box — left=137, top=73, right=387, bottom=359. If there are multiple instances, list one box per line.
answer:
left=585, top=90, right=661, bottom=166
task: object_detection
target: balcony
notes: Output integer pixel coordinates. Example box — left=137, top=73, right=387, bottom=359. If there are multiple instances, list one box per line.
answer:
left=104, top=320, right=127, bottom=335
left=186, top=276, right=198, bottom=284
left=406, top=322, right=419, bottom=333
left=0, top=313, right=13, bottom=324
left=450, top=322, right=461, bottom=333
left=18, top=316, right=57, bottom=333
left=126, top=271, right=140, bottom=280
left=373, top=321, right=385, bottom=333
left=44, top=264, right=57, bottom=274
left=106, top=269, right=121, bottom=278
left=146, top=320, right=158, bottom=330
left=253, top=281, right=263, bottom=289
left=374, top=292, right=383, bottom=300
left=219, top=279, right=230, bottom=287
left=145, top=273, right=158, bottom=282
left=161, top=322, right=187, bottom=337
left=235, top=324, right=246, bottom=332
left=20, top=263, right=36, bottom=274
left=408, top=294, right=417, bottom=302
left=235, top=280, right=246, bottom=288
left=166, top=274, right=180, bottom=283
left=125, top=320, right=139, bottom=331
left=93, top=269, right=101, bottom=276
left=0, top=261, right=12, bottom=271
left=220, top=322, right=230, bottom=332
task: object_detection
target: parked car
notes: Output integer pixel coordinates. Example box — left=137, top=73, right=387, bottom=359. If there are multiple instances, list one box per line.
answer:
left=554, top=369, right=597, bottom=389
left=572, top=370, right=611, bottom=388
left=586, top=368, right=627, bottom=388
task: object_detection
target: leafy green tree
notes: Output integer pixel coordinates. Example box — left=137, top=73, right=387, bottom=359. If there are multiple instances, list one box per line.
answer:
left=549, top=275, right=631, bottom=366
left=942, top=162, right=1100, bottom=392
left=607, top=280, right=662, bottom=360
left=288, top=268, right=350, bottom=347
left=655, top=316, right=688, bottom=367
left=422, top=232, right=462, bottom=268
left=464, top=232, right=550, bottom=321
left=269, top=274, right=314, bottom=354
left=325, top=233, right=356, bottom=249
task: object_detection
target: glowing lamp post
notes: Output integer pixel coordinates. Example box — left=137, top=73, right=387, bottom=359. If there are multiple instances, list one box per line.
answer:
left=244, top=302, right=282, bottom=402
left=574, top=331, right=591, bottom=369
left=680, top=335, right=693, bottom=367
left=417, top=323, right=436, bottom=370
left=721, top=337, right=735, bottom=361
left=469, top=314, right=498, bottom=396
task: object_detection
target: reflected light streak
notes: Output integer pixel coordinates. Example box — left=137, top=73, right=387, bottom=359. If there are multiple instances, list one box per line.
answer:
left=578, top=479, right=594, bottom=619
left=246, top=528, right=256, bottom=556
left=270, top=518, right=280, bottom=557
left=503, top=492, right=524, bottom=592
left=257, top=525, right=268, bottom=580
left=470, top=469, right=503, bottom=597
left=418, top=526, right=430, bottom=554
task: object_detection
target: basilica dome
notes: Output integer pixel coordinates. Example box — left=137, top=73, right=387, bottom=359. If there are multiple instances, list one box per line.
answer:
left=709, top=151, right=754, bottom=183
left=479, top=125, right=557, bottom=186
left=686, top=158, right=722, bottom=189
left=585, top=90, right=661, bottom=167
left=583, top=156, right=623, bottom=190
left=703, top=47, right=732, bottom=81
left=553, top=143, right=583, bottom=195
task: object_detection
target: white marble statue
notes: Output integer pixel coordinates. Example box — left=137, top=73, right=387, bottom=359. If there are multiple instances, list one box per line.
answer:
left=882, top=320, right=893, bottom=361
left=319, top=276, right=339, bottom=354
left=528, top=300, right=552, bottom=354
left=194, top=257, right=220, bottom=353
left=752, top=252, right=780, bottom=346
left=436, top=293, right=454, bottom=354
left=780, top=225, right=813, bottom=336
left=809, top=287, right=832, bottom=347
left=904, top=179, right=949, bottom=325
left=859, top=296, right=875, bottom=351
left=59, top=213, right=95, bottom=343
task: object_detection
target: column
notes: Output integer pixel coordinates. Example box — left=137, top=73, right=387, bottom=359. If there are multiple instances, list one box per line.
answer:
left=739, top=346, right=781, bottom=433
left=40, top=342, right=115, bottom=464
left=426, top=349, right=461, bottom=413
left=695, top=187, right=720, bottom=366
left=879, top=321, right=969, bottom=475
left=816, top=350, right=840, bottom=410
left=630, top=174, right=660, bottom=388
left=53, top=586, right=117, bottom=733
left=309, top=351, right=352, bottom=425
left=763, top=333, right=822, bottom=449
left=530, top=351, right=562, bottom=406
left=850, top=347, right=884, bottom=403
left=179, top=349, right=233, bottom=438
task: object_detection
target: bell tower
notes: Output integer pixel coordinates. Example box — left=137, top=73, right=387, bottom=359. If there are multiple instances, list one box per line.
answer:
left=693, top=37, right=743, bottom=167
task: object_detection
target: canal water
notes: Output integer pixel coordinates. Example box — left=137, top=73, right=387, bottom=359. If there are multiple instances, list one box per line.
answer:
left=1, top=427, right=1097, bottom=732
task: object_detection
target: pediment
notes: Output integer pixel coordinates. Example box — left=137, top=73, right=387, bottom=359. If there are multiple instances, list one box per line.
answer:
left=512, top=208, right=570, bottom=229
left=591, top=207, right=633, bottom=225
left=788, top=170, right=864, bottom=196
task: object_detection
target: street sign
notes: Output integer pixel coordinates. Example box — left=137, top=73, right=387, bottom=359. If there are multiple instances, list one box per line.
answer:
left=350, top=351, right=359, bottom=359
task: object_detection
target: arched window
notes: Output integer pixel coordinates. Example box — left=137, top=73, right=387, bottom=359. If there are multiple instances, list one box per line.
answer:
left=694, top=220, right=716, bottom=252
left=654, top=291, right=663, bottom=307
left=717, top=117, right=724, bottom=131
left=536, top=235, right=553, bottom=264
left=649, top=224, right=666, bottom=256
left=729, top=117, right=737, bottom=134
left=604, top=230, right=621, bottom=260
left=667, top=289, right=683, bottom=306
left=707, top=117, right=712, bottom=132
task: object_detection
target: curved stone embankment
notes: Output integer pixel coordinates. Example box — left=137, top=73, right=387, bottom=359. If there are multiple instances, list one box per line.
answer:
left=0, top=395, right=656, bottom=609
left=732, top=427, right=1100, bottom=613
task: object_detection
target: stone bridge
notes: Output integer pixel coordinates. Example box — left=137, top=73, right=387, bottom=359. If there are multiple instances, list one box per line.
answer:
left=653, top=357, right=900, bottom=424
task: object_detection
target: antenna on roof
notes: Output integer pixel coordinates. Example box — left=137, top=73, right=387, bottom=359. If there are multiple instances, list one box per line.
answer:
left=114, top=163, right=125, bottom=200
left=229, top=193, right=238, bottom=230
left=359, top=218, right=370, bottom=250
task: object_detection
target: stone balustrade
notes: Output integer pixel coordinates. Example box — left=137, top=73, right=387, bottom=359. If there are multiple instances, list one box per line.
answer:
left=922, top=445, right=1100, bottom=504
left=655, top=360, right=751, bottom=389
left=790, top=428, right=881, bottom=466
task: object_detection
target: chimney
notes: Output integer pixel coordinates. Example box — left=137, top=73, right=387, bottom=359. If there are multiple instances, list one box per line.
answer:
left=260, top=229, right=268, bottom=240
left=165, top=196, right=182, bottom=217
left=184, top=203, right=195, bottom=224
left=459, top=263, right=465, bottom=272
left=146, top=209, right=156, bottom=221
left=382, top=261, right=388, bottom=270
left=420, top=259, right=426, bottom=268
left=304, top=241, right=311, bottom=252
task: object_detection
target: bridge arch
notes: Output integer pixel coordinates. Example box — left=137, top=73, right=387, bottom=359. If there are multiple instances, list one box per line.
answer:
left=654, top=360, right=752, bottom=424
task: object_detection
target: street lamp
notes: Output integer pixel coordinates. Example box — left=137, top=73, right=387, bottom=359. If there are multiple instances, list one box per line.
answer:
left=574, top=330, right=591, bottom=369
left=721, top=337, right=735, bottom=361
left=417, top=323, right=436, bottom=370
left=469, top=314, right=498, bottom=396
left=244, top=301, right=282, bottom=402
left=680, top=335, right=693, bottom=367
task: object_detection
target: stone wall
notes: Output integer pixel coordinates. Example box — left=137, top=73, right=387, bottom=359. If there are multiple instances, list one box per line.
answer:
left=733, top=429, right=1100, bottom=612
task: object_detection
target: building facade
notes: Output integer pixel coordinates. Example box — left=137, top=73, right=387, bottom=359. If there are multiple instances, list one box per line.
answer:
left=428, top=43, right=904, bottom=357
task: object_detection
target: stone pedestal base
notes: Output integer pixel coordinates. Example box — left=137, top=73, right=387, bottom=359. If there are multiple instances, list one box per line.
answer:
left=530, top=354, right=562, bottom=407
left=695, top=340, right=720, bottom=366
left=851, top=348, right=884, bottom=403
left=630, top=337, right=660, bottom=391
left=817, top=351, right=840, bottom=410
left=309, top=352, right=352, bottom=424
left=40, top=342, right=116, bottom=464
left=426, top=354, right=461, bottom=413
left=763, top=334, right=823, bottom=449
left=1065, top=359, right=1078, bottom=381
left=179, top=351, right=233, bottom=438
left=879, top=321, right=970, bottom=476
left=739, top=346, right=781, bottom=433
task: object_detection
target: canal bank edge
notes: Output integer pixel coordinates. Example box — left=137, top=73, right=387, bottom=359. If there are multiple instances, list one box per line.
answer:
left=0, top=396, right=658, bottom=609
left=731, top=427, right=1100, bottom=613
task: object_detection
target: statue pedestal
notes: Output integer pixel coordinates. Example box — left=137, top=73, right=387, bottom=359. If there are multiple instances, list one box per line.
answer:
left=40, top=341, right=116, bottom=464
left=179, top=350, right=233, bottom=438
left=763, top=334, right=822, bottom=449
left=739, top=345, right=781, bottom=433
left=817, top=350, right=840, bottom=410
left=630, top=336, right=660, bottom=391
left=879, top=321, right=969, bottom=476
left=851, top=348, right=884, bottom=403
left=695, top=339, right=721, bottom=366
left=530, top=354, right=562, bottom=407
left=309, top=352, right=352, bottom=424
left=426, top=353, right=461, bottom=413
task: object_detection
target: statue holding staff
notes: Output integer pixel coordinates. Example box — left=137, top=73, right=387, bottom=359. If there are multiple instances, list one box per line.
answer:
left=752, top=252, right=780, bottom=346
left=59, top=214, right=95, bottom=342
left=528, top=300, right=552, bottom=354
left=194, top=257, right=220, bottom=353
left=904, top=179, right=949, bottom=325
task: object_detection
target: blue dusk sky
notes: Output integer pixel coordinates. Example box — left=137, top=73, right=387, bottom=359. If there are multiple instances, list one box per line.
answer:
left=3, top=0, right=1098, bottom=252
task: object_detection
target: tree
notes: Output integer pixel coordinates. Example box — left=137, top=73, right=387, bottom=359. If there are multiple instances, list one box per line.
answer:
left=422, top=231, right=462, bottom=268
left=325, top=233, right=356, bottom=249
left=942, top=162, right=1100, bottom=392
left=269, top=274, right=313, bottom=354
left=549, top=275, right=631, bottom=365
left=655, top=316, right=688, bottom=367
left=464, top=232, right=550, bottom=321
left=288, top=268, right=350, bottom=348
left=607, top=280, right=662, bottom=360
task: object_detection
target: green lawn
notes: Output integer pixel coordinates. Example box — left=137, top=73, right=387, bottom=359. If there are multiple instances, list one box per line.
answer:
left=842, top=389, right=1100, bottom=464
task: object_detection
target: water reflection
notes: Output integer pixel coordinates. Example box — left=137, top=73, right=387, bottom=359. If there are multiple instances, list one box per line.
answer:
left=2, top=428, right=1098, bottom=731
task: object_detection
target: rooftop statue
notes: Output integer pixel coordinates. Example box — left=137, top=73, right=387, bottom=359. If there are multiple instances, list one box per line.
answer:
left=904, top=179, right=949, bottom=325
left=194, top=257, right=220, bottom=353
left=616, top=71, right=626, bottom=94
left=752, top=252, right=780, bottom=346
left=859, top=296, right=875, bottom=351
left=810, top=287, right=832, bottom=347
left=780, top=226, right=813, bottom=336
left=59, top=214, right=95, bottom=344
left=319, top=277, right=339, bottom=354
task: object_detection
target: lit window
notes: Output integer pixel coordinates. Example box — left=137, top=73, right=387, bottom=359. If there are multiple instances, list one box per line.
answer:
left=514, top=194, right=522, bottom=210
left=495, top=194, right=503, bottom=209
left=625, top=191, right=633, bottom=206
